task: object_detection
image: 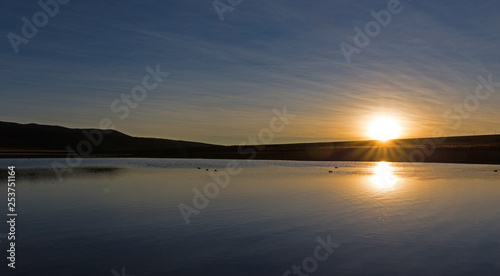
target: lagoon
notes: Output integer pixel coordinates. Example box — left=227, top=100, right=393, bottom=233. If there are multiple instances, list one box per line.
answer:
left=0, top=159, right=499, bottom=275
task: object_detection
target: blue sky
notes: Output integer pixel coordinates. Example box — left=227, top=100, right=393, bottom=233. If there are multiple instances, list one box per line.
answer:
left=1, top=0, right=499, bottom=145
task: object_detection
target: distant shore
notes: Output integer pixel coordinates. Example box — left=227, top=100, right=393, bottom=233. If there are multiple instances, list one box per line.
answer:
left=2, top=121, right=500, bottom=164
left=3, top=135, right=500, bottom=165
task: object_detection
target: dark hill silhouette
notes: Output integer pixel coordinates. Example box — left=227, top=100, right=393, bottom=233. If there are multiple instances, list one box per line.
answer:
left=229, top=136, right=500, bottom=164
left=1, top=121, right=500, bottom=164
left=0, top=121, right=213, bottom=152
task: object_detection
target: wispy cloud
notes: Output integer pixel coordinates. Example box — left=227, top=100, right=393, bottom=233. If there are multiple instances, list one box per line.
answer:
left=1, top=0, right=499, bottom=144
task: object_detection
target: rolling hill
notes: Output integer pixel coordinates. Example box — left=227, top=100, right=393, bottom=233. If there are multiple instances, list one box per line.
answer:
left=0, top=121, right=214, bottom=154
left=1, top=121, right=500, bottom=164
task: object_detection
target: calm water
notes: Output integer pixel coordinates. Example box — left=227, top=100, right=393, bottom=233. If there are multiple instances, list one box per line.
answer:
left=1, top=158, right=500, bottom=276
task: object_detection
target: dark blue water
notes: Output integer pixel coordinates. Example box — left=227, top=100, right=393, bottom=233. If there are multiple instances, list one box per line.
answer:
left=1, top=159, right=500, bottom=275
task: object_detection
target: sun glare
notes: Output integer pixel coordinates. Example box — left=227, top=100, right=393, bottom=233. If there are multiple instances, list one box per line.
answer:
left=371, top=162, right=398, bottom=190
left=368, top=117, right=402, bottom=141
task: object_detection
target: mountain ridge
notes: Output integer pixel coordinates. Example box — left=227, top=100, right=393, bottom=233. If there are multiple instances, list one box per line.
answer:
left=1, top=121, right=500, bottom=164
left=0, top=121, right=214, bottom=152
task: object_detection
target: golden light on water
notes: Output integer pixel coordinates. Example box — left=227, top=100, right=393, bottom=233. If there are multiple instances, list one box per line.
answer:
left=371, top=162, right=398, bottom=190
left=368, top=116, right=402, bottom=141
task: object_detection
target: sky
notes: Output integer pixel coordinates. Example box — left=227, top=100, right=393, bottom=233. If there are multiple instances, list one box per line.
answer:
left=1, top=0, right=499, bottom=145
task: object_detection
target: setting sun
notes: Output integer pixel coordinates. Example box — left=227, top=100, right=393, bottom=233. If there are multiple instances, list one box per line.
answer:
left=368, top=117, right=402, bottom=141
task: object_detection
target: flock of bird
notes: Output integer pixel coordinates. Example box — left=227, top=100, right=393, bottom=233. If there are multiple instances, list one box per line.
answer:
left=147, top=163, right=498, bottom=173
left=328, top=167, right=339, bottom=173
left=198, top=167, right=217, bottom=172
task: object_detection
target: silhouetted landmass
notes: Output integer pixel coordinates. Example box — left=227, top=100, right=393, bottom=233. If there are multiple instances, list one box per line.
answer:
left=0, top=121, right=213, bottom=153
left=1, top=121, right=500, bottom=164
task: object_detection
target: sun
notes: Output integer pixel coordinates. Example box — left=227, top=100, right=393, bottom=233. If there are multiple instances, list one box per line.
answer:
left=368, top=117, right=402, bottom=141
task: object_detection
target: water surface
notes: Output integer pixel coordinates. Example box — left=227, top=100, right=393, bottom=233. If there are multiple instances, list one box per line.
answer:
left=0, top=159, right=499, bottom=275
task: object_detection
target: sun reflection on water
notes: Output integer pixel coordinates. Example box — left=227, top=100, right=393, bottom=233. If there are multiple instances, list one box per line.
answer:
left=371, top=162, right=398, bottom=190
